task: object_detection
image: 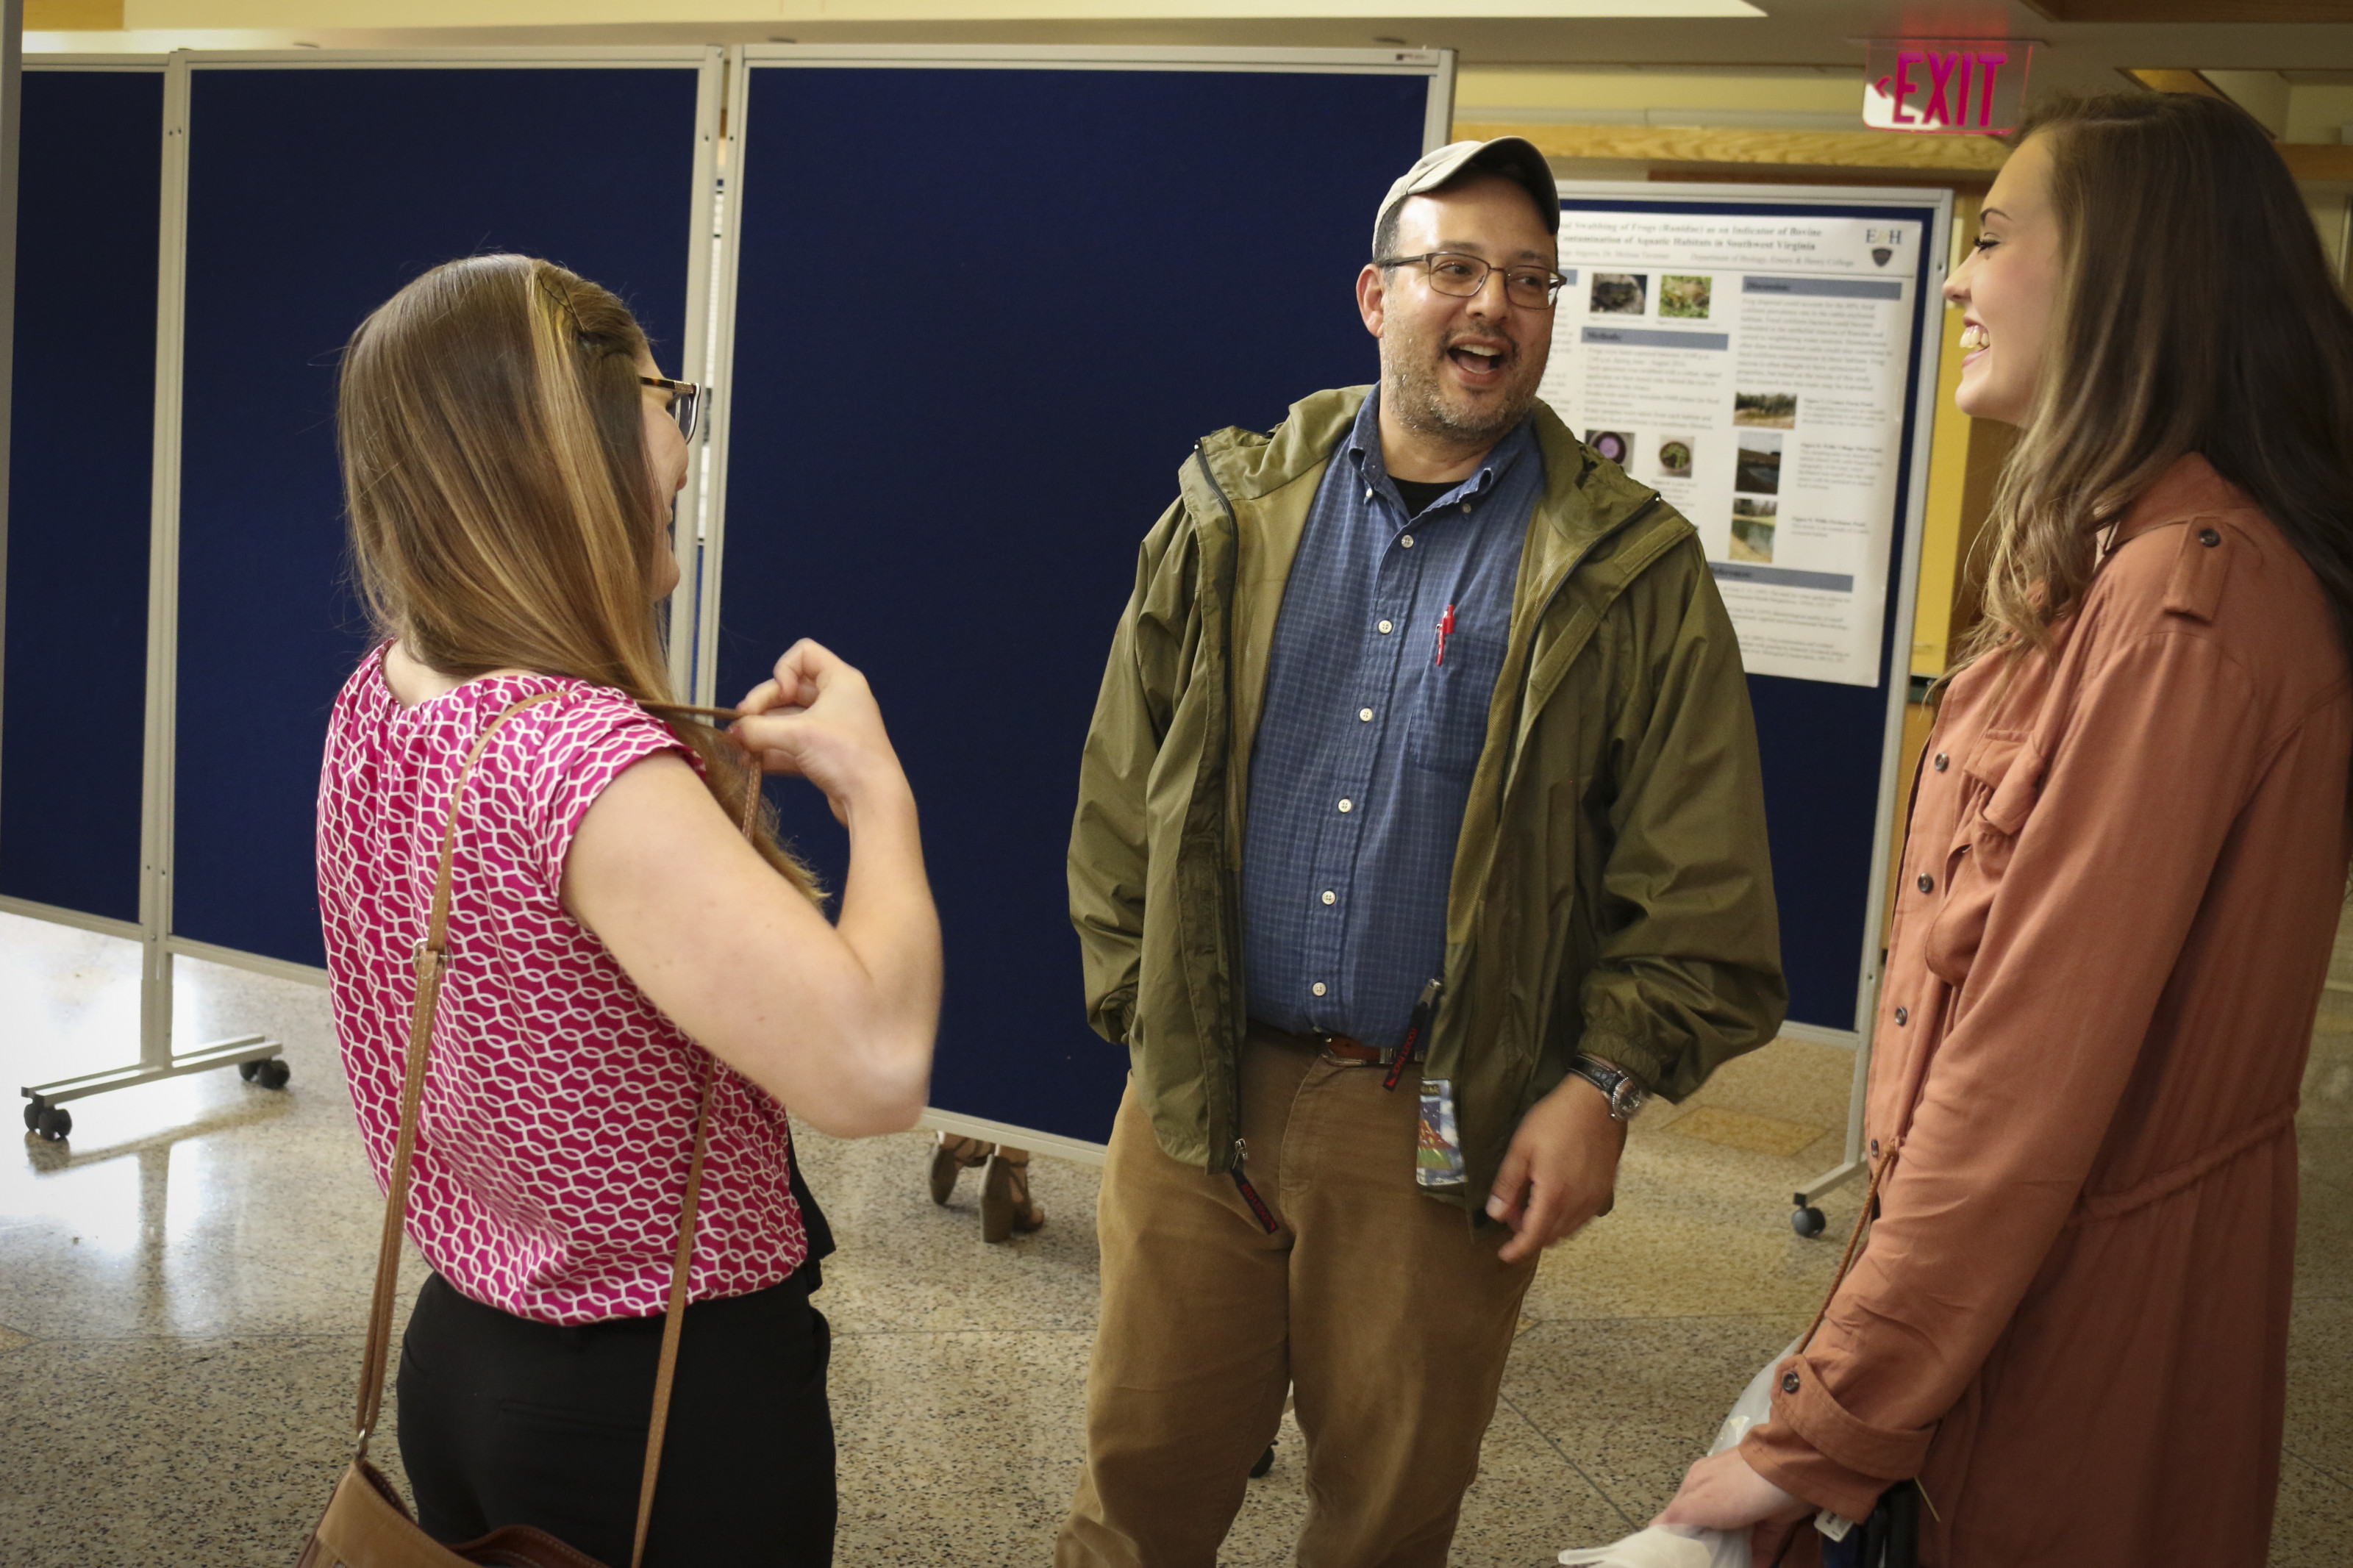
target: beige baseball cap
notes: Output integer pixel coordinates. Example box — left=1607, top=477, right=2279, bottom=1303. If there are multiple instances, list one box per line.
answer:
left=1372, top=137, right=1560, bottom=257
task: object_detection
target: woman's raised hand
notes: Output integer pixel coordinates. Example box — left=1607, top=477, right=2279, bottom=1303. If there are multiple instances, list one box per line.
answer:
left=731, top=639, right=909, bottom=826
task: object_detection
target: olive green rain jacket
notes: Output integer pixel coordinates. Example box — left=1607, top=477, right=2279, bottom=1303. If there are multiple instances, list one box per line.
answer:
left=1068, top=385, right=1786, bottom=1213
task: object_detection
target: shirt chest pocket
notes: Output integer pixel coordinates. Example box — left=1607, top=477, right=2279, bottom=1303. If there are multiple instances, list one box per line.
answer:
left=1406, top=625, right=1507, bottom=776
left=1922, top=731, right=2046, bottom=987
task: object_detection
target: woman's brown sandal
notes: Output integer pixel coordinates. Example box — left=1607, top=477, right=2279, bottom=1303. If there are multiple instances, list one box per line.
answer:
left=980, top=1148, right=1046, bottom=1243
left=929, top=1132, right=993, bottom=1206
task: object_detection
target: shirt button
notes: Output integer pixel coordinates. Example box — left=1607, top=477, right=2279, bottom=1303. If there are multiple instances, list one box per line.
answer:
left=1401, top=534, right=1415, bottom=548
left=1894, top=1006, right=1910, bottom=1025
left=1321, top=890, right=1336, bottom=906
left=1869, top=1139, right=1881, bottom=1157
left=1359, top=707, right=1374, bottom=722
left=1463, top=501, right=1474, bottom=513
left=1916, top=873, right=1935, bottom=893
left=1311, top=982, right=1328, bottom=997
left=1780, top=1372, right=1801, bottom=1395
left=1337, top=798, right=1353, bottom=813
left=1378, top=620, right=1393, bottom=634
left=1365, top=487, right=1374, bottom=503
left=2199, top=528, right=2221, bottom=547
left=1933, top=753, right=1948, bottom=772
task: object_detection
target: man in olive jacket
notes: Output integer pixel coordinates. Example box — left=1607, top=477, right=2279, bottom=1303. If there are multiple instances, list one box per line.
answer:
left=1058, top=140, right=1784, bottom=1567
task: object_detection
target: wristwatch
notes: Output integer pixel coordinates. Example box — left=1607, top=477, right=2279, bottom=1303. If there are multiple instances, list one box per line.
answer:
left=1567, top=1054, right=1650, bottom=1122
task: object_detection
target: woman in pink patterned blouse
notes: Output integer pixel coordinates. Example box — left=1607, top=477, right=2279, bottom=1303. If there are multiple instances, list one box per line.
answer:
left=318, top=254, right=940, bottom=1564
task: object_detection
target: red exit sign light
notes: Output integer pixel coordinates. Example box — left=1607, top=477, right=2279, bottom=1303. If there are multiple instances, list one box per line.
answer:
left=1863, top=40, right=2032, bottom=135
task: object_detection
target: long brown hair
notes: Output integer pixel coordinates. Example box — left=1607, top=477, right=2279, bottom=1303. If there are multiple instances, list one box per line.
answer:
left=338, top=254, right=819, bottom=899
left=1961, top=90, right=2353, bottom=669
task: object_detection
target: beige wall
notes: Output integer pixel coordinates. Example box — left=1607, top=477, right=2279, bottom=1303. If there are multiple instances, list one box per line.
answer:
left=1454, top=65, right=1852, bottom=122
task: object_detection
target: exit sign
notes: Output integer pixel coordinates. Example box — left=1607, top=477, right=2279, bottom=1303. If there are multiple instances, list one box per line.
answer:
left=1863, top=40, right=2033, bottom=135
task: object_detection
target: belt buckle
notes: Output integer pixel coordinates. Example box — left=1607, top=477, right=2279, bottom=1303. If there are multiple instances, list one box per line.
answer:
left=1313, top=1032, right=1388, bottom=1068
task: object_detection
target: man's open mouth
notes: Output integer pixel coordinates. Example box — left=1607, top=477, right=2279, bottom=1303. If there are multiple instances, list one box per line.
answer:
left=1449, top=342, right=1509, bottom=376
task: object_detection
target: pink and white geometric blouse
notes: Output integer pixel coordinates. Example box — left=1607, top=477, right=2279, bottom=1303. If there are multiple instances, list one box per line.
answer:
left=316, top=651, right=808, bottom=1325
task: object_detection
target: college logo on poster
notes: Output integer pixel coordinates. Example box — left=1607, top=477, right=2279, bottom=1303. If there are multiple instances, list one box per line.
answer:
left=1866, top=226, right=1902, bottom=267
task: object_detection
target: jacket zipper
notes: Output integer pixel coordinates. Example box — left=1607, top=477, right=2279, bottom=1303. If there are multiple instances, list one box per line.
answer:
left=1229, top=1138, right=1279, bottom=1233
left=1190, top=441, right=1254, bottom=1181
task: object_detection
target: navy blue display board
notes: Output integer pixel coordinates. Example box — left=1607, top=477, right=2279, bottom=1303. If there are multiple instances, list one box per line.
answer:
left=173, top=62, right=702, bottom=967
left=715, top=62, right=1435, bottom=1145
left=1563, top=193, right=1941, bottom=1034
left=1, top=68, right=165, bottom=925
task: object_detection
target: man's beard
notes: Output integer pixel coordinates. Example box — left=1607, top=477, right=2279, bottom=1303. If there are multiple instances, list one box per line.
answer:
left=1382, top=327, right=1542, bottom=448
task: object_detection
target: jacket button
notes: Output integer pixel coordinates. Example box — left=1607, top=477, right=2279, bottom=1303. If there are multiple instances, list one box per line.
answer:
left=1781, top=1372, right=1801, bottom=1394
left=2199, top=528, right=2221, bottom=547
left=1916, top=873, right=1934, bottom=893
left=1894, top=1006, right=1910, bottom=1025
left=1401, top=534, right=1416, bottom=548
left=1311, top=982, right=1327, bottom=997
left=1932, top=753, right=1948, bottom=772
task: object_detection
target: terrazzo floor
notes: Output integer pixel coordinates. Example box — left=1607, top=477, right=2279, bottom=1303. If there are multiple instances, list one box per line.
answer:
left=2, top=906, right=2349, bottom=1565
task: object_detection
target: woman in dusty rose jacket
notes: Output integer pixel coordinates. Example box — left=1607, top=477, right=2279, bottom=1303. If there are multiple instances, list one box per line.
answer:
left=1659, top=91, right=2353, bottom=1566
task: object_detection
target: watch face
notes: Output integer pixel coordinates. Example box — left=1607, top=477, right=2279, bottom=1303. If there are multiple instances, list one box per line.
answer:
left=1611, top=1081, right=1648, bottom=1118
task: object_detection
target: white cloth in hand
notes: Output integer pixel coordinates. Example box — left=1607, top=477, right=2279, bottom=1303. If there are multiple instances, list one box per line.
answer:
left=1558, top=1523, right=1740, bottom=1568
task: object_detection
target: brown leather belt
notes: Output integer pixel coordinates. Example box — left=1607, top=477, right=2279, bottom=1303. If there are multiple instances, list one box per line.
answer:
left=1253, top=1020, right=1394, bottom=1065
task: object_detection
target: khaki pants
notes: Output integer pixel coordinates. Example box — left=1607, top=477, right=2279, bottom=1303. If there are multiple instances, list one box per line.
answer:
left=1055, top=1024, right=1541, bottom=1568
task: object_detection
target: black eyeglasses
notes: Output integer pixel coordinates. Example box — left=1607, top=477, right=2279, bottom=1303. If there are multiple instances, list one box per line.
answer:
left=1377, top=251, right=1566, bottom=310
left=640, top=376, right=704, bottom=442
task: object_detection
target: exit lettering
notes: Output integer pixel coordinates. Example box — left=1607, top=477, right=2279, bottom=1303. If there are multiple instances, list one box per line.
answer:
left=1862, top=40, right=2034, bottom=136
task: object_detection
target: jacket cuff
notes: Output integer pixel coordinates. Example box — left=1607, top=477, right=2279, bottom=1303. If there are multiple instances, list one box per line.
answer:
left=1739, top=1424, right=1883, bottom=1525
left=1090, top=989, right=1136, bottom=1047
left=1740, top=1350, right=1932, bottom=1517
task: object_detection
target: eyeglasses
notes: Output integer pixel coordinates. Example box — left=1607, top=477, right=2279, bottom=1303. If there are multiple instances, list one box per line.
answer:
left=1377, top=251, right=1566, bottom=311
left=639, top=375, right=703, bottom=442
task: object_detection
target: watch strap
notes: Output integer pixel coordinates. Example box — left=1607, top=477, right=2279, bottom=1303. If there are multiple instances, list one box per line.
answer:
left=1567, top=1054, right=1646, bottom=1120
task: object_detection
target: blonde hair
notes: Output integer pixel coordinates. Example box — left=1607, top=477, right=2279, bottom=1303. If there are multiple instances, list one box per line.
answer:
left=1961, top=92, right=2353, bottom=669
left=338, top=254, right=820, bottom=899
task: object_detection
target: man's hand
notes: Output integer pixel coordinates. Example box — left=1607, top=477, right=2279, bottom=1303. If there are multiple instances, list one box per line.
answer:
left=1655, top=1449, right=1813, bottom=1567
left=1485, top=1075, right=1627, bottom=1263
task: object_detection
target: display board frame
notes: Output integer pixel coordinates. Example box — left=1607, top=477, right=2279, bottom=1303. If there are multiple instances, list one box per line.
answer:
left=1553, top=178, right=1952, bottom=1217
left=0, top=54, right=168, bottom=948
left=697, top=44, right=1454, bottom=1162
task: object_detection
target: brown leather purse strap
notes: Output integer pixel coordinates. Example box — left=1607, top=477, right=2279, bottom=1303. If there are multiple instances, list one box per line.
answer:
left=626, top=772, right=764, bottom=1567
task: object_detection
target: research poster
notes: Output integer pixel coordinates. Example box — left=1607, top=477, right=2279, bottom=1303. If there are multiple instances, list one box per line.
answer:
left=1539, top=204, right=1924, bottom=687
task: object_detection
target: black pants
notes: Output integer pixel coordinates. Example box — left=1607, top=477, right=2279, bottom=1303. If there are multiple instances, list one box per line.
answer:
left=397, top=1269, right=835, bottom=1566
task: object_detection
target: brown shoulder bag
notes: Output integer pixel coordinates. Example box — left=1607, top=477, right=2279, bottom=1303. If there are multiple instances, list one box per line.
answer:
left=299, top=693, right=755, bottom=1568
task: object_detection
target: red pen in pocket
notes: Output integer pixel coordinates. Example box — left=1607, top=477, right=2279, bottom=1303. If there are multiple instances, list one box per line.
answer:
left=1435, top=604, right=1456, bottom=667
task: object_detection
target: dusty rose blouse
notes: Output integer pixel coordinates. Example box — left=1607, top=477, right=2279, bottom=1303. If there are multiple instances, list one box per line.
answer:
left=1746, top=457, right=2353, bottom=1565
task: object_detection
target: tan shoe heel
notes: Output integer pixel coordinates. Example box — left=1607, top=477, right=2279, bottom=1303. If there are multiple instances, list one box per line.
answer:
left=980, top=1149, right=1046, bottom=1242
left=929, top=1133, right=993, bottom=1206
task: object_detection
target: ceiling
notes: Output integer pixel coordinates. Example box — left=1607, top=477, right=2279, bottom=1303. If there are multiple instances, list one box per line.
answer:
left=45, top=3, right=2353, bottom=99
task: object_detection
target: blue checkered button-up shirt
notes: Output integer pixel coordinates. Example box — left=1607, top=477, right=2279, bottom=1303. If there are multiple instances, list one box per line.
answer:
left=1240, top=392, right=1543, bottom=1048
